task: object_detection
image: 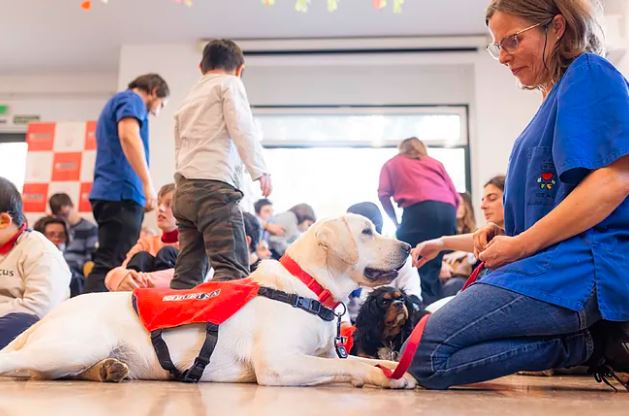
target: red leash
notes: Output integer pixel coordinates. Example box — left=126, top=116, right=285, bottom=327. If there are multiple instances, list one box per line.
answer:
left=379, top=262, right=486, bottom=379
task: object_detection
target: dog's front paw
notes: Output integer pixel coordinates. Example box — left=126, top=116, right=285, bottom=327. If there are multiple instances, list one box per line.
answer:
left=366, top=367, right=417, bottom=389
left=384, top=371, right=417, bottom=390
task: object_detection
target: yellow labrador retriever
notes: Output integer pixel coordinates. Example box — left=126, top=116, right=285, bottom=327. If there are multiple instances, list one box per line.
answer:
left=0, top=214, right=416, bottom=388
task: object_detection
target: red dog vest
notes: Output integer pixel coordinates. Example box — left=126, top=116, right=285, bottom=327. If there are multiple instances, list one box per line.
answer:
left=133, top=279, right=261, bottom=332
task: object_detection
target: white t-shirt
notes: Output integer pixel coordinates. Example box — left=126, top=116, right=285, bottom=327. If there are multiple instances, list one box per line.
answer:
left=0, top=230, right=71, bottom=318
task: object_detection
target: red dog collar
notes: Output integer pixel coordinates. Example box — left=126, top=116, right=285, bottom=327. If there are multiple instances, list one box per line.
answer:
left=0, top=224, right=27, bottom=255
left=280, top=255, right=339, bottom=309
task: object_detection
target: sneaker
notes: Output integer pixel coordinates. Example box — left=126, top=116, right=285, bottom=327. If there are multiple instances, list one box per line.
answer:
left=588, top=321, right=629, bottom=391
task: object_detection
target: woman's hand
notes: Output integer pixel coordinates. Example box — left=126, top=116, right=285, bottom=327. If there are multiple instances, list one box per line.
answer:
left=473, top=222, right=505, bottom=258
left=411, top=238, right=444, bottom=268
left=477, top=235, right=531, bottom=269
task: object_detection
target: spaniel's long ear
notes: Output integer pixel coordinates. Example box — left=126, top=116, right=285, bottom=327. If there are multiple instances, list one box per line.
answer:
left=353, top=293, right=386, bottom=358
left=315, top=218, right=358, bottom=265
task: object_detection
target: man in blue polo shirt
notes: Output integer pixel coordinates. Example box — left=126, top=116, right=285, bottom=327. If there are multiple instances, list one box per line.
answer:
left=84, top=74, right=170, bottom=293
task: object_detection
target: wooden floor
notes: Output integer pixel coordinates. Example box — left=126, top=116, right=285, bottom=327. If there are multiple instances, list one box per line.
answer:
left=1, top=375, right=628, bottom=416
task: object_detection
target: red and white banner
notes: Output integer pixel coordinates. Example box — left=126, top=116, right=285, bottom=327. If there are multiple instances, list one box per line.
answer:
left=23, top=121, right=96, bottom=224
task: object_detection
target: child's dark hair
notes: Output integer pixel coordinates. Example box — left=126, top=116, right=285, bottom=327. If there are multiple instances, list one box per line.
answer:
left=242, top=212, right=261, bottom=252
left=254, top=198, right=272, bottom=215
left=128, top=73, right=170, bottom=98
left=0, top=177, right=25, bottom=227
left=48, top=193, right=74, bottom=215
left=200, top=39, right=245, bottom=73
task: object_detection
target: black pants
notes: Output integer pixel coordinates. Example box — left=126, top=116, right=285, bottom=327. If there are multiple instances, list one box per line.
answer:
left=396, top=200, right=457, bottom=306
left=171, top=176, right=249, bottom=289
left=127, top=246, right=179, bottom=273
left=84, top=199, right=144, bottom=293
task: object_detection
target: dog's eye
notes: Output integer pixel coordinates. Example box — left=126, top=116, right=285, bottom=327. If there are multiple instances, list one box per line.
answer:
left=361, top=228, right=373, bottom=236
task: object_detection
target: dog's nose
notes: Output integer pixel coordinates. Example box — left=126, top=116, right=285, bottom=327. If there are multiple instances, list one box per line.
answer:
left=400, top=242, right=411, bottom=256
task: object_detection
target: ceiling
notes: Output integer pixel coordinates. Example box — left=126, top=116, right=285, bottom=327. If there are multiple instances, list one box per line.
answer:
left=0, top=0, right=491, bottom=74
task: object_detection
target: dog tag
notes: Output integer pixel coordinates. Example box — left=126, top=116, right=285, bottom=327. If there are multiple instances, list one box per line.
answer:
left=335, top=337, right=348, bottom=359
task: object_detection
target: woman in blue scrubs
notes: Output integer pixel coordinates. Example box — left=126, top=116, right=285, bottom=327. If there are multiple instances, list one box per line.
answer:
left=409, top=0, right=629, bottom=389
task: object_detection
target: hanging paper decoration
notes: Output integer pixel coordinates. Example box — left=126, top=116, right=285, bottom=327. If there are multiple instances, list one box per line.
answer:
left=392, top=0, right=404, bottom=14
left=327, top=0, right=339, bottom=13
left=294, top=0, right=310, bottom=13
left=372, top=0, right=387, bottom=9
left=262, top=0, right=400, bottom=13
left=81, top=0, right=191, bottom=10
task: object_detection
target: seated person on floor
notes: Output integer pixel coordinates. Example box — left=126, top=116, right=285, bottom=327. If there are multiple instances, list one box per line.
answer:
left=344, top=202, right=422, bottom=322
left=33, top=216, right=84, bottom=297
left=105, top=183, right=187, bottom=291
left=0, top=177, right=71, bottom=349
left=267, top=203, right=316, bottom=259
left=253, top=198, right=285, bottom=244
left=242, top=212, right=272, bottom=272
left=48, top=193, right=97, bottom=296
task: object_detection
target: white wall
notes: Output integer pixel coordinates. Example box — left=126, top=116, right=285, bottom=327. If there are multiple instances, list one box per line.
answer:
left=0, top=73, right=117, bottom=128
left=118, top=42, right=541, bottom=224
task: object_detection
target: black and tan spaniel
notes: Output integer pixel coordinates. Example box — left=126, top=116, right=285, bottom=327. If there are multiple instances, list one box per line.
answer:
left=350, top=286, right=426, bottom=361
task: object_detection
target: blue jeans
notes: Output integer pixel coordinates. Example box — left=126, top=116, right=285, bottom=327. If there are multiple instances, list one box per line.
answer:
left=410, top=283, right=601, bottom=389
left=0, top=313, right=39, bottom=349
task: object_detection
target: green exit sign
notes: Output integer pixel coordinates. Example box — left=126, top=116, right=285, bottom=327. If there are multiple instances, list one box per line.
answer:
left=0, top=105, right=8, bottom=115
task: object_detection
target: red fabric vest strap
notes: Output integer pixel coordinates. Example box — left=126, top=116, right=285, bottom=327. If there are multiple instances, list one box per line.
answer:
left=340, top=325, right=357, bottom=354
left=279, top=255, right=339, bottom=309
left=378, top=263, right=487, bottom=380
left=0, top=224, right=26, bottom=255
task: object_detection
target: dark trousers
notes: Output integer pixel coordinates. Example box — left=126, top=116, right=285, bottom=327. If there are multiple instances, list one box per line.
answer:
left=127, top=246, right=179, bottom=273
left=171, top=177, right=249, bottom=289
left=396, top=200, right=457, bottom=306
left=0, top=313, right=39, bottom=349
left=84, top=199, right=144, bottom=293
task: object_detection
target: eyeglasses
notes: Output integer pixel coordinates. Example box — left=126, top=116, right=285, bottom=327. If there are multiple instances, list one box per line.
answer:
left=487, top=22, right=546, bottom=60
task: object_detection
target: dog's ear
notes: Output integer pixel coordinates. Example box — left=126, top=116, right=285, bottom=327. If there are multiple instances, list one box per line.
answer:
left=315, top=218, right=359, bottom=265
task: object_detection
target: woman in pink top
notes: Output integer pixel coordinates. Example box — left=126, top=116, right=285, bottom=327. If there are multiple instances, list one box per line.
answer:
left=378, top=137, right=459, bottom=305
left=105, top=184, right=180, bottom=291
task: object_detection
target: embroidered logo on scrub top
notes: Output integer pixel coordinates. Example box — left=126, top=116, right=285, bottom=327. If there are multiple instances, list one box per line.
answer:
left=537, top=171, right=556, bottom=190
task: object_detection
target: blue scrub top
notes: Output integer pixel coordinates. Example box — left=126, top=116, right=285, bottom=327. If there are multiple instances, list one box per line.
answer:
left=480, top=53, right=629, bottom=321
left=90, top=90, right=149, bottom=207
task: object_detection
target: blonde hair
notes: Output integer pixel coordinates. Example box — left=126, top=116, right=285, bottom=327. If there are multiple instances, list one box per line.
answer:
left=398, top=137, right=428, bottom=159
left=486, top=0, right=605, bottom=90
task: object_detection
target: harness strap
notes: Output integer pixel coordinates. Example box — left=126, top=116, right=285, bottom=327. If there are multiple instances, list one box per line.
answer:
left=181, top=323, right=219, bottom=383
left=151, top=323, right=219, bottom=382
left=151, top=329, right=184, bottom=380
left=257, top=286, right=336, bottom=322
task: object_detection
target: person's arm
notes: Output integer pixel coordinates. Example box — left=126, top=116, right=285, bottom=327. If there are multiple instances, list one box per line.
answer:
left=379, top=196, right=398, bottom=228
left=479, top=155, right=629, bottom=268
left=411, top=233, right=474, bottom=269
left=0, top=251, right=70, bottom=318
left=118, top=118, right=156, bottom=211
left=378, top=164, right=398, bottom=227
left=222, top=78, right=271, bottom=195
